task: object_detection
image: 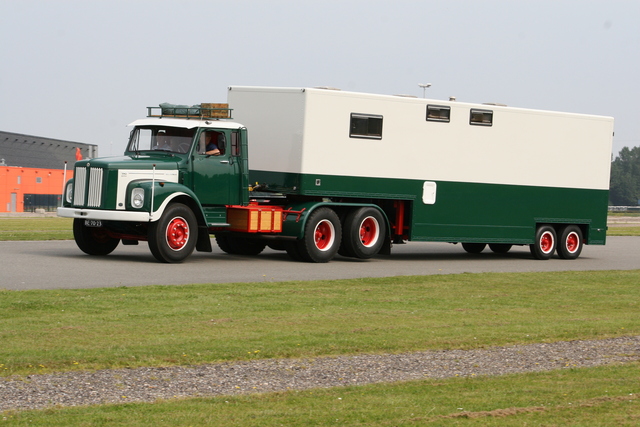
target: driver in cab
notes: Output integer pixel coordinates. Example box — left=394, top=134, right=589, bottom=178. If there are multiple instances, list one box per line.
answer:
left=205, top=132, right=223, bottom=156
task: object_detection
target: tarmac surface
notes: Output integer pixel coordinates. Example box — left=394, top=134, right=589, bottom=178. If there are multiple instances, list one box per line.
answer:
left=1, top=234, right=638, bottom=290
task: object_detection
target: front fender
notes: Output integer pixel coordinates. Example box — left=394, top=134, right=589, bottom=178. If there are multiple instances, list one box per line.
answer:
left=128, top=181, right=206, bottom=222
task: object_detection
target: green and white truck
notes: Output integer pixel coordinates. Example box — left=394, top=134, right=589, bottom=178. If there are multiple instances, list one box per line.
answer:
left=57, top=86, right=614, bottom=263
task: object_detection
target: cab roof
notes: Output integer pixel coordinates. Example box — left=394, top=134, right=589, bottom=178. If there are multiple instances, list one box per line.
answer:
left=128, top=117, right=245, bottom=130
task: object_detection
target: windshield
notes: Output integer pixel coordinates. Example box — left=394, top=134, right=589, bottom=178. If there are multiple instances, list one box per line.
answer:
left=127, top=126, right=196, bottom=154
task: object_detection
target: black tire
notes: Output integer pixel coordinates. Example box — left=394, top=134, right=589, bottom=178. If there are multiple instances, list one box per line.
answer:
left=215, top=235, right=266, bottom=256
left=530, top=225, right=557, bottom=260
left=489, top=243, right=512, bottom=254
left=285, top=241, right=305, bottom=261
left=214, top=234, right=234, bottom=254
left=341, top=207, right=386, bottom=259
left=267, top=241, right=287, bottom=251
left=148, top=203, right=197, bottom=263
left=462, top=242, right=486, bottom=254
left=73, top=218, right=120, bottom=256
left=237, top=238, right=266, bottom=256
left=557, top=225, right=583, bottom=260
left=295, top=207, right=342, bottom=263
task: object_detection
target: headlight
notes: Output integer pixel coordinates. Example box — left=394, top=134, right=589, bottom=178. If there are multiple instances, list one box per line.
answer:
left=65, top=182, right=74, bottom=204
left=131, top=188, right=145, bottom=209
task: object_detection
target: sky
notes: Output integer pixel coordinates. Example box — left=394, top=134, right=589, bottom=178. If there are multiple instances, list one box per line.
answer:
left=1, top=0, right=639, bottom=158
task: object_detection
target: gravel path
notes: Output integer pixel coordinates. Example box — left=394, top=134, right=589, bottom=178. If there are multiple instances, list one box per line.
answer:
left=2, top=336, right=639, bottom=411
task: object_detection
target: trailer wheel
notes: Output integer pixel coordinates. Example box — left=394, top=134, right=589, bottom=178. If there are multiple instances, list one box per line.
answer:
left=296, top=207, right=342, bottom=263
left=148, top=203, right=197, bottom=263
left=530, top=225, right=556, bottom=260
left=489, top=243, right=512, bottom=254
left=557, top=225, right=583, bottom=260
left=73, top=218, right=120, bottom=256
left=341, top=207, right=385, bottom=259
left=462, top=243, right=486, bottom=254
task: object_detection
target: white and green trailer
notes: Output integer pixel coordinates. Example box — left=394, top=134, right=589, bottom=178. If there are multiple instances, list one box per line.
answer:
left=58, top=86, right=613, bottom=263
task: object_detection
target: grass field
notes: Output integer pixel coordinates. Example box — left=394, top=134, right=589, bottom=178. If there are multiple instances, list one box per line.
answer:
left=3, top=363, right=639, bottom=426
left=0, top=217, right=73, bottom=240
left=2, top=270, right=639, bottom=377
left=1, top=271, right=639, bottom=425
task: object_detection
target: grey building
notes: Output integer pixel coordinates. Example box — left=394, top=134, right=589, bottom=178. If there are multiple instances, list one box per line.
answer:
left=1, top=131, right=98, bottom=212
left=0, top=130, right=98, bottom=169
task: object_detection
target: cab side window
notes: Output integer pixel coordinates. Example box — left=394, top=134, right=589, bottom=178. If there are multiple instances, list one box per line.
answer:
left=230, top=131, right=241, bottom=156
left=201, top=131, right=226, bottom=156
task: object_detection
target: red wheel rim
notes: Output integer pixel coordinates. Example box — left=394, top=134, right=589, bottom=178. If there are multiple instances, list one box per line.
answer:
left=165, top=216, right=190, bottom=251
left=540, top=231, right=554, bottom=254
left=314, top=219, right=335, bottom=251
left=566, top=231, right=579, bottom=253
left=359, top=216, right=379, bottom=247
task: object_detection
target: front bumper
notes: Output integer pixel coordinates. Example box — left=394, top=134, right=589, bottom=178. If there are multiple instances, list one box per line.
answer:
left=57, top=207, right=153, bottom=222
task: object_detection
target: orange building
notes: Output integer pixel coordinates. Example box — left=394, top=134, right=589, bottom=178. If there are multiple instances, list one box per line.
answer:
left=1, top=131, right=98, bottom=212
left=0, top=166, right=74, bottom=212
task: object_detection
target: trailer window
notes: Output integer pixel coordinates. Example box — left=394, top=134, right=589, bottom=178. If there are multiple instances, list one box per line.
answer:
left=470, top=109, right=493, bottom=126
left=426, top=105, right=451, bottom=123
left=350, top=114, right=383, bottom=139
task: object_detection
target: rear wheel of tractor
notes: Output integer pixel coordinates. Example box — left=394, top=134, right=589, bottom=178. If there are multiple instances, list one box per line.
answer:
left=557, top=225, right=583, bottom=260
left=341, top=207, right=385, bottom=259
left=73, top=218, right=120, bottom=255
left=530, top=225, right=557, bottom=260
left=148, top=203, right=197, bottom=263
left=462, top=242, right=486, bottom=254
left=489, top=243, right=512, bottom=254
left=296, top=207, right=342, bottom=263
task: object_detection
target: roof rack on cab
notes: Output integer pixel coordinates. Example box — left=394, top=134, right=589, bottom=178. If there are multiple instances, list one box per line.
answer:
left=147, top=103, right=233, bottom=120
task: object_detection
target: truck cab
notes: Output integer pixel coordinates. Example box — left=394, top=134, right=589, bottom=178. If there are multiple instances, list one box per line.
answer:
left=58, top=104, right=253, bottom=262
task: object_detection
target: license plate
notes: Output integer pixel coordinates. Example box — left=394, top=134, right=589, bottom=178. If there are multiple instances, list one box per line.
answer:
left=84, top=220, right=103, bottom=227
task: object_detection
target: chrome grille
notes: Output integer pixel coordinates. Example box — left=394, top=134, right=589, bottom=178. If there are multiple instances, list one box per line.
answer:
left=73, top=167, right=86, bottom=206
left=72, top=166, right=103, bottom=208
left=87, top=168, right=103, bottom=207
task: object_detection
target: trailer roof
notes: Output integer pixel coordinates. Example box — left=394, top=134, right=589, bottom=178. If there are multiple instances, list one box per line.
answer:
left=228, top=86, right=613, bottom=121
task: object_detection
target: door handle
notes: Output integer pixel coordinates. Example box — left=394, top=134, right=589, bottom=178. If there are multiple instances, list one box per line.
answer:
left=220, top=160, right=229, bottom=164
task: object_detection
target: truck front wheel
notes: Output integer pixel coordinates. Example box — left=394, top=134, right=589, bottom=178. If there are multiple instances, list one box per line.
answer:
left=148, top=203, right=197, bottom=263
left=295, top=207, right=342, bottom=263
left=73, top=219, right=120, bottom=256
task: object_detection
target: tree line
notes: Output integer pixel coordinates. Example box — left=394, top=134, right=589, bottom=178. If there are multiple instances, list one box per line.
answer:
left=610, top=146, right=640, bottom=206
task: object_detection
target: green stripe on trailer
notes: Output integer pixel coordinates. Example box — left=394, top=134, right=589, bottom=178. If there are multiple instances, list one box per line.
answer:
left=250, top=170, right=608, bottom=245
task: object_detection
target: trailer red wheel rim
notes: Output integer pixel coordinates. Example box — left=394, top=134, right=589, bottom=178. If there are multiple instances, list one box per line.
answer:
left=540, top=231, right=554, bottom=254
left=166, top=216, right=190, bottom=251
left=565, top=231, right=579, bottom=253
left=314, top=219, right=335, bottom=251
left=359, top=216, right=380, bottom=248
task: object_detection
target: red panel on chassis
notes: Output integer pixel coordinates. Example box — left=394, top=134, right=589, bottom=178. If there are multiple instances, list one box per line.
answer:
left=227, top=204, right=283, bottom=233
